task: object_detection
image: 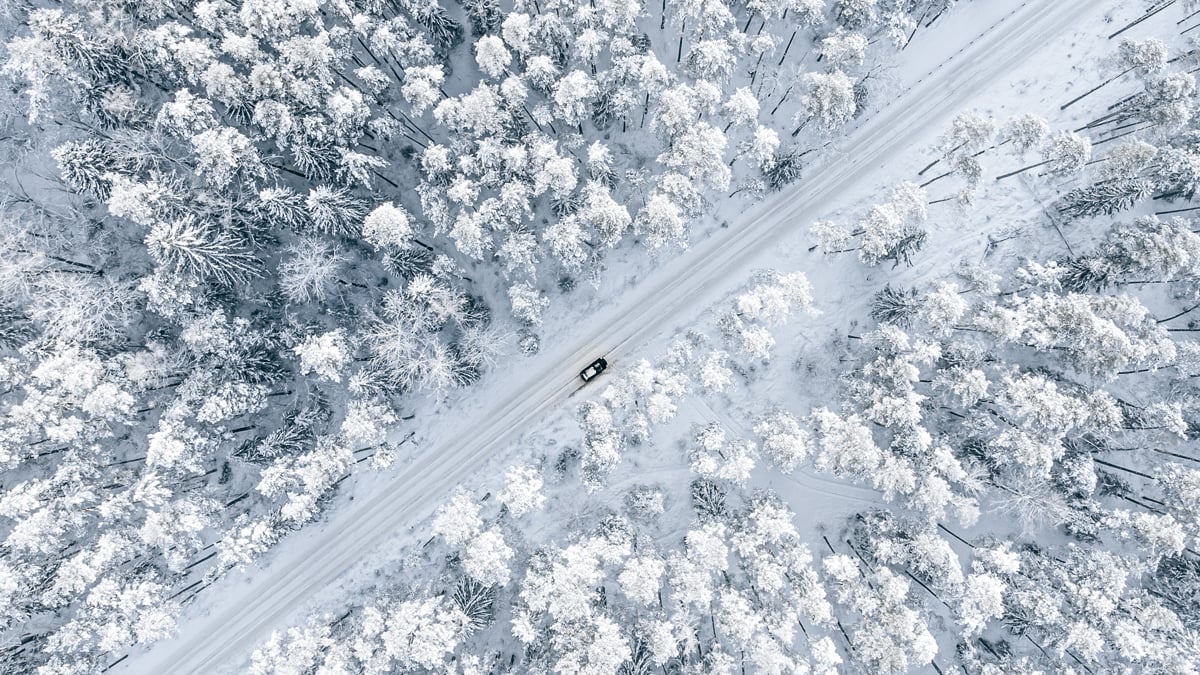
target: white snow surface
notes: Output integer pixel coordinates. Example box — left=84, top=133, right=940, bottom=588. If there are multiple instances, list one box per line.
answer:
left=122, top=0, right=1113, bottom=672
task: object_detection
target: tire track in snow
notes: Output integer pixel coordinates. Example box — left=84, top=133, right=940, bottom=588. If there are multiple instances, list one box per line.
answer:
left=125, top=1, right=1099, bottom=672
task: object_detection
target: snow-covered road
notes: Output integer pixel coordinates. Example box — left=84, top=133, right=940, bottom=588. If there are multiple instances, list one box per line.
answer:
left=126, top=1, right=1097, bottom=671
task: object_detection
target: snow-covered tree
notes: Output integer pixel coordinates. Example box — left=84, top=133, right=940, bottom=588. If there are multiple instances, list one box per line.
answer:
left=753, top=411, right=811, bottom=473
left=819, top=29, right=868, bottom=70
left=508, top=282, right=549, bottom=326
left=823, top=554, right=937, bottom=674
left=690, top=422, right=757, bottom=485
left=463, top=527, right=514, bottom=586
left=432, top=491, right=483, bottom=548
left=145, top=217, right=260, bottom=286
left=498, top=465, right=546, bottom=517
left=278, top=238, right=347, bottom=304
left=800, top=70, right=856, bottom=131
left=294, top=330, right=352, bottom=383
left=475, top=35, right=512, bottom=80
left=362, top=202, right=416, bottom=250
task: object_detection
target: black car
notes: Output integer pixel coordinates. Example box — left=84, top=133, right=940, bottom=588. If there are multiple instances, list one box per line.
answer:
left=579, top=357, right=608, bottom=383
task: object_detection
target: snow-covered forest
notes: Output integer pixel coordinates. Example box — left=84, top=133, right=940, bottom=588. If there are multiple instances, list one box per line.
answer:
left=3, top=0, right=1200, bottom=671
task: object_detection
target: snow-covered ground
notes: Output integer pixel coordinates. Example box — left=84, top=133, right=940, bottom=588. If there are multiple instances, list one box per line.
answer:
left=5, top=0, right=1200, bottom=671
left=119, top=0, right=1168, bottom=672
left=235, top=0, right=1200, bottom=671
